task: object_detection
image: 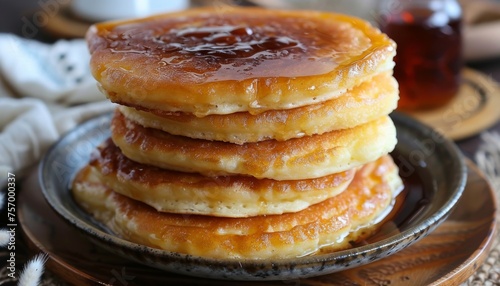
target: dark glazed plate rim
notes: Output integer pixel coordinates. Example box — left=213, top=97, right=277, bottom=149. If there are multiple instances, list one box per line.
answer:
left=38, top=111, right=467, bottom=280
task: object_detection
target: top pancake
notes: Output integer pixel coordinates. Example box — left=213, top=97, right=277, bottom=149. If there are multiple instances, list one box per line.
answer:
left=87, top=7, right=396, bottom=116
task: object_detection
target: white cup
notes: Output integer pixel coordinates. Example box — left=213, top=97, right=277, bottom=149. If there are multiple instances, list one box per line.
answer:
left=70, top=0, right=190, bottom=22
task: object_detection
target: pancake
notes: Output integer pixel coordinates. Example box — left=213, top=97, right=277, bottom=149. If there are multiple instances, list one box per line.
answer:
left=72, top=155, right=403, bottom=260
left=87, top=7, right=396, bottom=116
left=111, top=110, right=397, bottom=180
left=87, top=139, right=355, bottom=217
left=119, top=72, right=399, bottom=144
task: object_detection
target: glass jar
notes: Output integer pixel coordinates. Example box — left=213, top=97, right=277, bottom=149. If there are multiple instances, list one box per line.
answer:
left=378, top=0, right=463, bottom=110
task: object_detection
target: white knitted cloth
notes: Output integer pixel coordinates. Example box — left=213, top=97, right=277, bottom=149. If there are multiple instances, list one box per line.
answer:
left=0, top=34, right=114, bottom=182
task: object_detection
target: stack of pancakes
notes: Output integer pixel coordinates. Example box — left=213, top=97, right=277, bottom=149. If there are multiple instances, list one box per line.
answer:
left=73, top=7, right=403, bottom=260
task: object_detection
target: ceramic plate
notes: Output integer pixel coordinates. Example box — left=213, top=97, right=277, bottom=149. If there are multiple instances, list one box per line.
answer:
left=38, top=112, right=467, bottom=280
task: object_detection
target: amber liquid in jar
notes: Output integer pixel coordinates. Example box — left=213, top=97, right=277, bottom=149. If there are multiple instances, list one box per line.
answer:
left=380, top=5, right=463, bottom=110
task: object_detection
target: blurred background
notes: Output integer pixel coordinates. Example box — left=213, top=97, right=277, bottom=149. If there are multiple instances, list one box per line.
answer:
left=1, top=0, right=499, bottom=62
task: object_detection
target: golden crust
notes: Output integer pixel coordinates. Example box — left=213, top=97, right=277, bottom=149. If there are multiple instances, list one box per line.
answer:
left=87, top=139, right=355, bottom=217
left=119, top=72, right=399, bottom=144
left=111, top=110, right=397, bottom=180
left=72, top=155, right=403, bottom=260
left=87, top=7, right=396, bottom=116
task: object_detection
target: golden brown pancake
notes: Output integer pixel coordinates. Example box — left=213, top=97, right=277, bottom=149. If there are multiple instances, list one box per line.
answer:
left=87, top=7, right=396, bottom=116
left=87, top=139, right=355, bottom=217
left=72, top=155, right=403, bottom=260
left=111, top=110, right=397, bottom=180
left=119, top=72, right=399, bottom=144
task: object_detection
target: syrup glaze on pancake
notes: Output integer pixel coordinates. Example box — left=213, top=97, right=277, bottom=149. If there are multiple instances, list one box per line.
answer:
left=72, top=155, right=403, bottom=260
left=111, top=110, right=398, bottom=180
left=87, top=7, right=396, bottom=116
left=119, top=71, right=399, bottom=144
left=88, top=139, right=355, bottom=217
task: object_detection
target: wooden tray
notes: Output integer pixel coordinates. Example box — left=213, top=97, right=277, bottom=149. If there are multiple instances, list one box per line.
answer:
left=407, top=68, right=500, bottom=141
left=19, top=159, right=497, bottom=285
